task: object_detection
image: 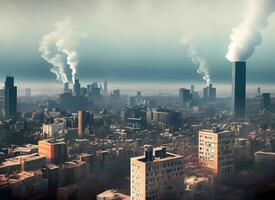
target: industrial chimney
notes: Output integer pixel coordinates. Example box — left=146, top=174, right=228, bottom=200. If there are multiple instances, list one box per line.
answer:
left=232, top=61, right=246, bottom=119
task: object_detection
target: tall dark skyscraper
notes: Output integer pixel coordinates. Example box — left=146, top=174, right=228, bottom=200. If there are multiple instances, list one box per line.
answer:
left=78, top=111, right=93, bottom=138
left=232, top=61, right=246, bottom=119
left=262, top=93, right=271, bottom=111
left=179, top=88, right=192, bottom=102
left=4, top=76, right=17, bottom=120
left=73, top=79, right=81, bottom=96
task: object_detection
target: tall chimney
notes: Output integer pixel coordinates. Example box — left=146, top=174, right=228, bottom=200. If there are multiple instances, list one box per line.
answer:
left=232, top=61, right=246, bottom=119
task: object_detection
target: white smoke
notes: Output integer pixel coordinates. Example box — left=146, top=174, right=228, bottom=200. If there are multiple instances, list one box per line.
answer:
left=180, top=37, right=211, bottom=86
left=39, top=18, right=81, bottom=83
left=226, top=0, right=275, bottom=62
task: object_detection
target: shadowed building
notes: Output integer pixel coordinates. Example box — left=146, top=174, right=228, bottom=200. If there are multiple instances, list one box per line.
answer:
left=78, top=111, right=93, bottom=137
left=262, top=93, right=271, bottom=111
left=73, top=79, right=81, bottom=96
left=232, top=61, right=246, bottom=119
left=4, top=76, right=17, bottom=120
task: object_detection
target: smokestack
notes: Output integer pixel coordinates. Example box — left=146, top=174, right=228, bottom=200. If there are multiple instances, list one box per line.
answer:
left=232, top=61, right=246, bottom=119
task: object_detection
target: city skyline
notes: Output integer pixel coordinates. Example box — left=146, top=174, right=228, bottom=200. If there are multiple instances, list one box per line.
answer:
left=1, top=1, right=275, bottom=200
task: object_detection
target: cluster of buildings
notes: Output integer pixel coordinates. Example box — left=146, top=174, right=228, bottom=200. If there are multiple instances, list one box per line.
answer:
left=1, top=69, right=275, bottom=199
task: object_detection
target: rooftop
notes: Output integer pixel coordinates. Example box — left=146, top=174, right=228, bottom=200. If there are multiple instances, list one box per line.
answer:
left=0, top=153, right=46, bottom=168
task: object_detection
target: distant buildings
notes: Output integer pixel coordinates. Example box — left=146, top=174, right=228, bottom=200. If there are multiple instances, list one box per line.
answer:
left=130, top=145, right=184, bottom=200
left=4, top=76, right=17, bottom=120
left=121, top=106, right=147, bottom=128
left=203, top=83, right=216, bottom=102
left=42, top=122, right=66, bottom=138
left=232, top=61, right=246, bottom=119
left=147, top=108, right=181, bottom=127
left=38, top=139, right=67, bottom=164
left=59, top=93, right=88, bottom=112
left=199, top=128, right=234, bottom=177
left=179, top=88, right=192, bottom=103
left=129, top=91, right=143, bottom=106
left=111, top=89, right=120, bottom=102
left=73, top=79, right=81, bottom=96
left=262, top=93, right=271, bottom=111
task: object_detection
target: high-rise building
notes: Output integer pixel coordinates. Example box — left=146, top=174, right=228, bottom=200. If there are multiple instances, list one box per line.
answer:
left=199, top=128, right=234, bottom=177
left=131, top=145, right=184, bottom=200
left=4, top=76, right=17, bottom=120
left=262, top=93, right=271, bottom=111
left=38, top=139, right=67, bottom=164
left=104, top=80, right=108, bottom=96
left=232, top=61, right=246, bottom=119
left=78, top=111, right=93, bottom=137
left=203, top=84, right=216, bottom=102
left=73, top=79, right=81, bottom=96
left=179, top=88, right=192, bottom=102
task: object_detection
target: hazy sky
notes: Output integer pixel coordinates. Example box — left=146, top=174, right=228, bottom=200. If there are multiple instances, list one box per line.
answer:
left=1, top=0, right=275, bottom=86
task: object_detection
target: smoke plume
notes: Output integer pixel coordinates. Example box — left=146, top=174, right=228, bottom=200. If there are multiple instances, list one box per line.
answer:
left=226, top=0, right=275, bottom=62
left=39, top=18, right=81, bottom=83
left=180, top=37, right=211, bottom=86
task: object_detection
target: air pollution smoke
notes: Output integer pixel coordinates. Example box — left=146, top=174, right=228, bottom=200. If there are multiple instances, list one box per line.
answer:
left=39, top=18, right=81, bottom=83
left=180, top=38, right=211, bottom=86
left=226, top=0, right=275, bottom=62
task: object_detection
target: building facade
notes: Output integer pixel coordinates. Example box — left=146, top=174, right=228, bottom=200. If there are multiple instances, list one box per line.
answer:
left=198, top=128, right=235, bottom=177
left=4, top=76, right=17, bottom=120
left=38, top=139, right=67, bottom=164
left=131, top=145, right=184, bottom=200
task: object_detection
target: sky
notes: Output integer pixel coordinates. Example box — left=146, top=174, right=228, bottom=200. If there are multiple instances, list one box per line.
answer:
left=1, top=0, right=275, bottom=92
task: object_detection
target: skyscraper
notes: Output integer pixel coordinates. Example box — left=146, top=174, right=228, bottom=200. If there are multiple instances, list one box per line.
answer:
left=203, top=84, right=216, bottom=102
left=78, top=111, right=93, bottom=137
left=131, top=145, right=184, bottom=200
left=232, top=61, right=246, bottom=119
left=73, top=79, right=81, bottom=96
left=179, top=88, right=192, bottom=102
left=111, top=89, right=120, bottom=102
left=262, top=93, right=271, bottom=111
left=4, top=76, right=17, bottom=120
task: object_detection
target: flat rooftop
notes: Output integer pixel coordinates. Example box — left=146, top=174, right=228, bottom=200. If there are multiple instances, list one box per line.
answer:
left=133, top=152, right=183, bottom=163
left=200, top=129, right=232, bottom=135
